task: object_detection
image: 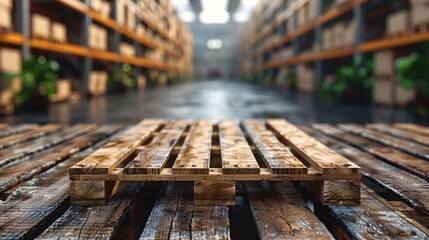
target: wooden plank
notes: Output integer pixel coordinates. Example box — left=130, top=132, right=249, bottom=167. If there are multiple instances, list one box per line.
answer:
left=339, top=124, right=429, bottom=161
left=0, top=126, right=121, bottom=194
left=0, top=124, right=63, bottom=149
left=37, top=182, right=144, bottom=239
left=172, top=120, right=212, bottom=174
left=139, top=182, right=230, bottom=239
left=0, top=126, right=120, bottom=239
left=243, top=119, right=307, bottom=174
left=367, top=123, right=429, bottom=147
left=303, top=126, right=429, bottom=216
left=194, top=180, right=236, bottom=205
left=0, top=124, right=97, bottom=167
left=395, top=123, right=429, bottom=137
left=267, top=119, right=360, bottom=175
left=125, top=120, right=188, bottom=174
left=71, top=119, right=164, bottom=174
left=219, top=120, right=260, bottom=174
left=327, top=186, right=429, bottom=239
left=0, top=124, right=37, bottom=139
left=244, top=181, right=334, bottom=240
left=314, top=124, right=429, bottom=181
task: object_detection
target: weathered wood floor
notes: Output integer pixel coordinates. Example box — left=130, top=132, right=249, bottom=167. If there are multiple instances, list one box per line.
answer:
left=0, top=121, right=428, bottom=239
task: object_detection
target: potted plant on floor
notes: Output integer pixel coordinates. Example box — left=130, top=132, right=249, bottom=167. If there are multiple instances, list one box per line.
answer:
left=319, top=54, right=373, bottom=103
left=13, top=56, right=58, bottom=109
left=395, top=52, right=429, bottom=117
left=108, top=64, right=136, bottom=93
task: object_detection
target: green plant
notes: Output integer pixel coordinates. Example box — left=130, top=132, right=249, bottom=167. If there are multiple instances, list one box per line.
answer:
left=286, top=71, right=297, bottom=90
left=9, top=56, right=58, bottom=105
left=319, top=54, right=373, bottom=103
left=108, top=64, right=136, bottom=92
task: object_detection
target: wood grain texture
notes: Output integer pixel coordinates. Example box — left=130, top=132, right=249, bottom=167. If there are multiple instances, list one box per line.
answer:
left=304, top=126, right=429, bottom=216
left=307, top=180, right=361, bottom=205
left=0, top=124, right=97, bottom=167
left=339, top=124, right=429, bottom=161
left=194, top=180, right=236, bottom=205
left=244, top=181, right=334, bottom=240
left=38, top=182, right=144, bottom=239
left=71, top=119, right=164, bottom=174
left=139, top=182, right=230, bottom=240
left=327, top=186, right=429, bottom=239
left=395, top=123, right=429, bottom=137
left=172, top=120, right=212, bottom=174
left=0, top=126, right=120, bottom=239
left=267, top=119, right=360, bottom=175
left=125, top=120, right=188, bottom=174
left=367, top=123, right=429, bottom=147
left=0, top=124, right=63, bottom=149
left=0, top=124, right=37, bottom=138
left=219, top=120, right=260, bottom=174
left=243, top=119, right=307, bottom=174
left=0, top=126, right=121, bottom=194
left=314, top=124, right=429, bottom=181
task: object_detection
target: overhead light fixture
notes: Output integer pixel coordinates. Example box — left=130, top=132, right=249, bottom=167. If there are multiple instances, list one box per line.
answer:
left=179, top=10, right=196, bottom=22
left=233, top=11, right=250, bottom=22
left=200, top=0, right=230, bottom=24
left=207, top=39, right=223, bottom=49
left=171, top=0, right=190, bottom=9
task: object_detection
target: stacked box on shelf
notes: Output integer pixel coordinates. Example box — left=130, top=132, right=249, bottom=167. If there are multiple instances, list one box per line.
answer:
left=52, top=22, right=67, bottom=43
left=50, top=79, right=71, bottom=103
left=119, top=42, right=135, bottom=57
left=411, top=0, right=429, bottom=28
left=32, top=13, right=51, bottom=39
left=297, top=0, right=317, bottom=27
left=90, top=0, right=111, bottom=18
left=89, top=24, right=107, bottom=51
left=0, top=47, right=20, bottom=115
left=373, top=50, right=415, bottom=106
left=297, top=64, right=315, bottom=93
left=88, top=71, right=108, bottom=96
left=386, top=10, right=410, bottom=35
left=323, top=21, right=355, bottom=50
left=0, top=0, right=12, bottom=30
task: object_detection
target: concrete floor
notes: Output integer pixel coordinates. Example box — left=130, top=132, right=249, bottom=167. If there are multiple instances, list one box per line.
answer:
left=0, top=80, right=422, bottom=124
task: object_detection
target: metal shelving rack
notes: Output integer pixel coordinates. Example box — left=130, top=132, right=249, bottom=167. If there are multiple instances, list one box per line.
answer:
left=0, top=0, right=192, bottom=95
left=239, top=0, right=428, bottom=89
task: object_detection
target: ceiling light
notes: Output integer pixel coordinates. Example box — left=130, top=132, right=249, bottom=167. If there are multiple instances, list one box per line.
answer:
left=233, top=11, right=250, bottom=22
left=199, top=10, right=230, bottom=24
left=207, top=39, right=223, bottom=49
left=179, top=10, right=196, bottom=22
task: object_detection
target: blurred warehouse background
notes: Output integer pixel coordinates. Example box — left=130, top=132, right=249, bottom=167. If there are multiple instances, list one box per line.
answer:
left=0, top=0, right=428, bottom=123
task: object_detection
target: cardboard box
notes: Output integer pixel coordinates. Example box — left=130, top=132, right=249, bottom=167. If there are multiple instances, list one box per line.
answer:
left=411, top=5, right=429, bottom=27
left=100, top=1, right=111, bottom=18
left=297, top=65, right=315, bottom=93
left=52, top=22, right=67, bottom=43
left=0, top=89, right=12, bottom=105
left=373, top=78, right=394, bottom=106
left=90, top=0, right=102, bottom=12
left=0, top=5, right=11, bottom=30
left=374, top=50, right=394, bottom=76
left=89, top=71, right=108, bottom=96
left=120, top=42, right=135, bottom=56
left=0, top=48, right=21, bottom=73
left=344, top=21, right=355, bottom=46
left=127, top=9, right=136, bottom=30
left=56, top=79, right=71, bottom=100
left=117, top=2, right=126, bottom=26
left=387, top=10, right=410, bottom=34
left=32, top=14, right=51, bottom=39
left=137, top=75, right=146, bottom=90
left=0, top=0, right=12, bottom=8
left=395, top=84, right=415, bottom=106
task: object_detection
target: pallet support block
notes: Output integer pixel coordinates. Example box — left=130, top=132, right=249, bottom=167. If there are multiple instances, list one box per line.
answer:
left=307, top=180, right=361, bottom=205
left=194, top=180, right=236, bottom=206
left=70, top=180, right=121, bottom=206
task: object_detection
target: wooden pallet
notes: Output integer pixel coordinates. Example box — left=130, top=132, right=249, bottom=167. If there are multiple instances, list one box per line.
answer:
left=69, top=118, right=361, bottom=206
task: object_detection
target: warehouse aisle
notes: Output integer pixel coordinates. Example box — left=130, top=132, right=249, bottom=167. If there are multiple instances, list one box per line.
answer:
left=1, top=81, right=418, bottom=124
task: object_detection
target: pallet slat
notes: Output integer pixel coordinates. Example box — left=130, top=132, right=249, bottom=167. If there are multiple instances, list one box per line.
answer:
left=243, top=119, right=307, bottom=174
left=71, top=119, right=164, bottom=174
left=395, top=123, right=429, bottom=137
left=244, top=181, right=334, bottom=239
left=219, top=120, right=260, bottom=174
left=367, top=123, right=429, bottom=147
left=314, top=124, right=429, bottom=181
left=339, top=124, right=429, bottom=161
left=125, top=120, right=188, bottom=174
left=0, top=124, right=96, bottom=167
left=0, top=124, right=37, bottom=139
left=267, top=119, right=360, bottom=175
left=0, top=126, right=119, bottom=239
left=304, top=126, right=429, bottom=216
left=172, top=120, right=213, bottom=174
left=0, top=126, right=121, bottom=194
left=0, top=124, right=63, bottom=149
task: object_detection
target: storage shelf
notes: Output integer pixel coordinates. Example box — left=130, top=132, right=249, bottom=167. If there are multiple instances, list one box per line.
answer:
left=262, top=32, right=429, bottom=69
left=253, top=0, right=368, bottom=58
left=0, top=33, right=24, bottom=46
